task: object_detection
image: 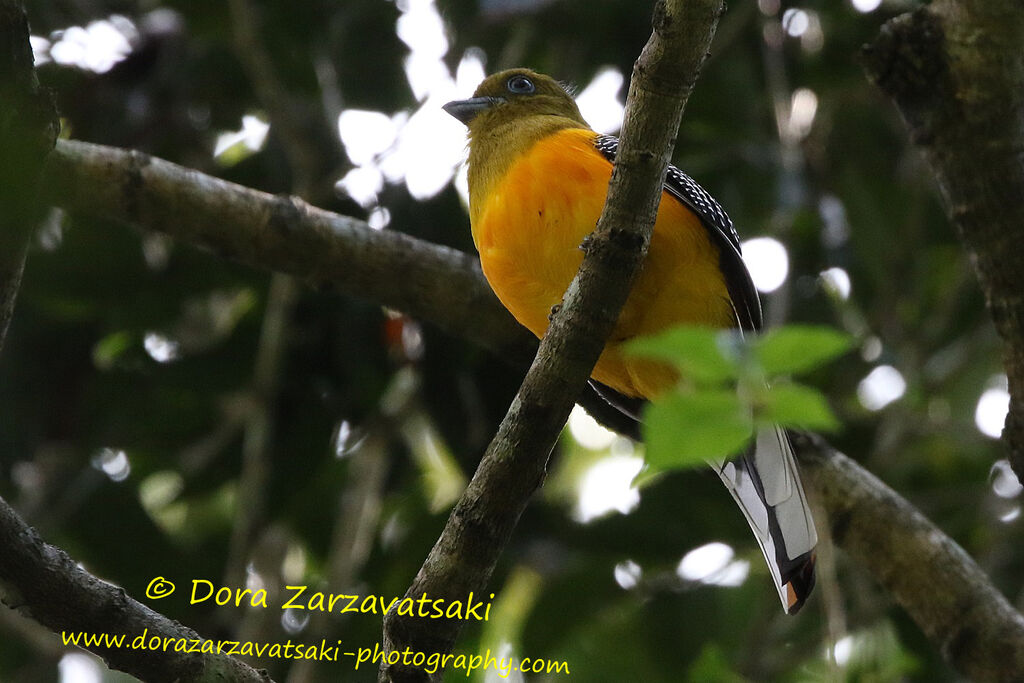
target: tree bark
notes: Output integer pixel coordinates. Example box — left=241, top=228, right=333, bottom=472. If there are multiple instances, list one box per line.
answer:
left=0, top=4, right=275, bottom=681
left=0, top=0, right=57, bottom=351
left=862, top=1, right=1024, bottom=481
left=795, top=433, right=1024, bottom=682
left=41, top=140, right=537, bottom=365
left=0, top=497, right=273, bottom=682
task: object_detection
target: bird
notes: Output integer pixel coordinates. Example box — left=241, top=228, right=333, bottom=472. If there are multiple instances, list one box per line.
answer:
left=443, top=68, right=817, bottom=614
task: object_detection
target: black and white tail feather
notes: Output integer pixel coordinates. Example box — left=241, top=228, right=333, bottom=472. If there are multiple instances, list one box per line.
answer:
left=592, top=135, right=818, bottom=614
left=711, top=427, right=817, bottom=612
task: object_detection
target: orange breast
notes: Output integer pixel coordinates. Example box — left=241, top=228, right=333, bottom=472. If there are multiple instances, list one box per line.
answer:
left=472, top=128, right=735, bottom=398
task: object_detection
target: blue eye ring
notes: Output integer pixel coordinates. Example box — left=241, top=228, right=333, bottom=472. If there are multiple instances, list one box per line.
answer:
left=506, top=75, right=536, bottom=95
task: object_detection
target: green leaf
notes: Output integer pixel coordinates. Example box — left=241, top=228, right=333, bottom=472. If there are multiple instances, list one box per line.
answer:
left=630, top=461, right=666, bottom=490
left=92, top=330, right=134, bottom=370
left=754, top=325, right=852, bottom=376
left=642, top=390, right=753, bottom=468
left=758, top=382, right=840, bottom=432
left=624, top=325, right=739, bottom=385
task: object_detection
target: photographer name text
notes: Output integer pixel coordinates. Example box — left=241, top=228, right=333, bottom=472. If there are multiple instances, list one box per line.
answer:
left=146, top=577, right=495, bottom=621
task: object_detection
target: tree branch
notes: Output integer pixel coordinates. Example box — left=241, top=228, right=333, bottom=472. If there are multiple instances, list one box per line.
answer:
left=41, top=139, right=537, bottom=366
left=379, top=1, right=724, bottom=680
left=0, top=496, right=272, bottom=682
left=226, top=0, right=344, bottom=200
left=793, top=433, right=1024, bottom=681
left=220, top=0, right=327, bottom=618
left=861, top=2, right=1024, bottom=481
left=0, top=0, right=57, bottom=351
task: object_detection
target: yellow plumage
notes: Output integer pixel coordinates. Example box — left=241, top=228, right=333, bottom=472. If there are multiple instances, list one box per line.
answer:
left=445, top=68, right=819, bottom=615
left=468, top=127, right=733, bottom=398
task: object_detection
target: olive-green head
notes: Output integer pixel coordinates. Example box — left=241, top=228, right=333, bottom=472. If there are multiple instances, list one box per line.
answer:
left=443, top=68, right=588, bottom=134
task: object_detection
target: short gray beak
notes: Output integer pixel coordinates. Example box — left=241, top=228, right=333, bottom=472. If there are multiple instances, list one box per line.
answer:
left=442, top=96, right=504, bottom=125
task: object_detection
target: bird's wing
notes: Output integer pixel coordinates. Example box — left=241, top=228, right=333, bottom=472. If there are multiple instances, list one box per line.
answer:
left=592, top=134, right=762, bottom=332
left=590, top=134, right=817, bottom=614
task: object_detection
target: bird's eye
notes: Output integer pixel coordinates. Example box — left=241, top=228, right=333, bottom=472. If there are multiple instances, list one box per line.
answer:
left=506, top=75, right=536, bottom=95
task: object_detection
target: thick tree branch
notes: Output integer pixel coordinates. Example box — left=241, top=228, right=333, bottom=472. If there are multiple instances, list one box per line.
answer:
left=0, top=497, right=272, bottom=682
left=794, top=433, right=1024, bottom=682
left=862, top=2, right=1024, bottom=480
left=41, top=139, right=537, bottom=365
left=379, top=1, right=724, bottom=680
left=0, top=0, right=57, bottom=351
left=42, top=139, right=636, bottom=434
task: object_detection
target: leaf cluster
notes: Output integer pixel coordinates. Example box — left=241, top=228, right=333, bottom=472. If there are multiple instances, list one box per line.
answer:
left=626, top=324, right=851, bottom=468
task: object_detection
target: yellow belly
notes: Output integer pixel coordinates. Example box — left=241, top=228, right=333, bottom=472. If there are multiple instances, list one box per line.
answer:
left=471, top=128, right=735, bottom=398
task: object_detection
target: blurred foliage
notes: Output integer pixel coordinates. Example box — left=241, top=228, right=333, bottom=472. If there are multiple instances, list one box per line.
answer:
left=2, top=0, right=1021, bottom=681
left=626, top=324, right=850, bottom=466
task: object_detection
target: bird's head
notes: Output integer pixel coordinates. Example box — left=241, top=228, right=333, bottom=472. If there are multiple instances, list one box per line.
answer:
left=443, top=68, right=588, bottom=134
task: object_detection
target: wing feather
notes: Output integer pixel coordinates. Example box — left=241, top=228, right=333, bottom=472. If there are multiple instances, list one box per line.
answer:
left=592, top=134, right=762, bottom=331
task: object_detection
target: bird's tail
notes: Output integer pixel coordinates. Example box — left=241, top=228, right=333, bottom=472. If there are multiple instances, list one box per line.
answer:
left=711, top=425, right=817, bottom=614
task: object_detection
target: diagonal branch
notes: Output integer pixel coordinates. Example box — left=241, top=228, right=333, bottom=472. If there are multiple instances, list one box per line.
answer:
left=40, top=138, right=641, bottom=439
left=40, top=139, right=537, bottom=365
left=794, top=433, right=1024, bottom=681
left=226, top=0, right=344, bottom=201
left=0, top=496, right=272, bottom=682
left=379, top=1, right=725, bottom=680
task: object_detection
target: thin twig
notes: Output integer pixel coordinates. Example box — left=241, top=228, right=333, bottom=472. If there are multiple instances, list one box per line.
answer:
left=221, top=0, right=340, bottom=631
left=226, top=0, right=343, bottom=199
left=285, top=425, right=389, bottom=683
left=222, top=273, right=298, bottom=594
